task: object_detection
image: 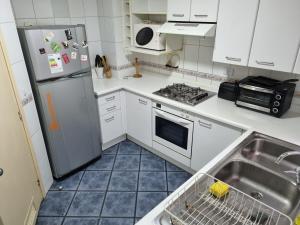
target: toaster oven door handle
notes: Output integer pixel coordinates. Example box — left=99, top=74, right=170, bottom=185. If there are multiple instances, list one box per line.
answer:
left=239, top=84, right=274, bottom=94
left=155, top=110, right=192, bottom=126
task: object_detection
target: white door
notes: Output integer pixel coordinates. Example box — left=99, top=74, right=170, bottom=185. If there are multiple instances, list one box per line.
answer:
left=249, top=0, right=300, bottom=73
left=213, top=0, right=259, bottom=66
left=167, top=0, right=191, bottom=21
left=0, top=36, right=43, bottom=225
left=126, top=92, right=152, bottom=147
left=293, top=47, right=300, bottom=75
left=191, top=117, right=242, bottom=171
left=190, top=0, right=219, bottom=22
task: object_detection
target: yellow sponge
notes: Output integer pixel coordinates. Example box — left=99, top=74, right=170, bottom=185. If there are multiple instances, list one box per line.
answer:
left=294, top=214, right=300, bottom=225
left=209, top=181, right=229, bottom=198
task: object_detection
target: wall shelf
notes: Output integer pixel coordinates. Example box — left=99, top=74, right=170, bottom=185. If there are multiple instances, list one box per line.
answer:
left=129, top=47, right=178, bottom=56
left=132, top=12, right=167, bottom=15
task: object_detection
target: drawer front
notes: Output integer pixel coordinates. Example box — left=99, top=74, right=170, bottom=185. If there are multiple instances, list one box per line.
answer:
left=100, top=110, right=123, bottom=143
left=98, top=92, right=120, bottom=105
left=99, top=100, right=121, bottom=116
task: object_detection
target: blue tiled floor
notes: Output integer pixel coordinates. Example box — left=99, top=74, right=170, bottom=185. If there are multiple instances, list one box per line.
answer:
left=37, top=140, right=192, bottom=225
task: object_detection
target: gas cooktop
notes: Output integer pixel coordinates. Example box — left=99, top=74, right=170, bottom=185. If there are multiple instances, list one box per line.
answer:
left=153, top=83, right=214, bottom=106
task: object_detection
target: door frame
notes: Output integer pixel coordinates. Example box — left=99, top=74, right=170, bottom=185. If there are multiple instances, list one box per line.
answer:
left=0, top=31, right=45, bottom=197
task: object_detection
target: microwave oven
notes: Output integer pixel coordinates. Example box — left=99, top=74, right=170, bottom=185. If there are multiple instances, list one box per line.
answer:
left=134, top=23, right=166, bottom=51
left=236, top=76, right=297, bottom=117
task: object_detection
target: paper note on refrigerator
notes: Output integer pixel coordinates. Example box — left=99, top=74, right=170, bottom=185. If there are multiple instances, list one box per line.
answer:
left=48, top=54, right=63, bottom=74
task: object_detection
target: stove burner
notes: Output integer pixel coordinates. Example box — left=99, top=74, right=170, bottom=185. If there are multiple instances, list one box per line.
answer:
left=153, top=83, right=213, bottom=106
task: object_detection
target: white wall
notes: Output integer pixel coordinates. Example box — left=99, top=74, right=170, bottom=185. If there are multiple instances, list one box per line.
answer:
left=0, top=0, right=53, bottom=193
left=11, top=0, right=103, bottom=67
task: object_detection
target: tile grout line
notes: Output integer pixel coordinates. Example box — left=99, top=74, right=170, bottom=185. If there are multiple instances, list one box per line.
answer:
left=98, top=143, right=120, bottom=222
left=133, top=145, right=142, bottom=221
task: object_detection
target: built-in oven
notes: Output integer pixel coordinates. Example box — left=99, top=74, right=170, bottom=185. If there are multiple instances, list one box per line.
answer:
left=152, top=103, right=194, bottom=158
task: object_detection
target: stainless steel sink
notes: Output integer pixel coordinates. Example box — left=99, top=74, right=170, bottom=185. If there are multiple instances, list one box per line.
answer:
left=215, top=160, right=300, bottom=216
left=208, top=132, right=300, bottom=220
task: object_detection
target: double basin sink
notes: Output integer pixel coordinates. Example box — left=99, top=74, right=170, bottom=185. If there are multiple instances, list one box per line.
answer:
left=209, top=132, right=300, bottom=220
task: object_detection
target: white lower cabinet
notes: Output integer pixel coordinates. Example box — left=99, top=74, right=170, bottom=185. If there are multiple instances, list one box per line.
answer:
left=191, top=116, right=243, bottom=171
left=126, top=91, right=152, bottom=147
left=98, top=91, right=125, bottom=144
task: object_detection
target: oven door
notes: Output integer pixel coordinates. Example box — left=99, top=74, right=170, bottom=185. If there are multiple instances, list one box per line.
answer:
left=152, top=109, right=193, bottom=158
left=236, top=86, right=274, bottom=113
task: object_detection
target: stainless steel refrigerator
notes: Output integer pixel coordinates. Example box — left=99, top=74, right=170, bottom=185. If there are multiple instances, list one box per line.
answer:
left=18, top=25, right=102, bottom=178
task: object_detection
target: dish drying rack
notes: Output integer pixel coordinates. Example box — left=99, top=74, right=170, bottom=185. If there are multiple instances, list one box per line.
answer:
left=164, top=173, right=293, bottom=225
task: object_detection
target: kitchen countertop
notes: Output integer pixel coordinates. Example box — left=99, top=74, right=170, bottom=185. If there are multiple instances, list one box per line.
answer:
left=93, top=71, right=300, bottom=224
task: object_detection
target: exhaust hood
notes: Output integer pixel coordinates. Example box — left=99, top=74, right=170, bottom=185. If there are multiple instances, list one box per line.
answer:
left=158, top=22, right=216, bottom=37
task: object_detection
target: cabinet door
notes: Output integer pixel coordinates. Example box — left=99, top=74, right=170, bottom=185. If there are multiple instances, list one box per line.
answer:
left=190, top=0, right=219, bottom=22
left=191, top=117, right=242, bottom=171
left=167, top=0, right=191, bottom=21
left=126, top=92, right=152, bottom=147
left=249, top=0, right=300, bottom=72
left=100, top=110, right=123, bottom=143
left=294, top=48, right=300, bottom=75
left=213, top=0, right=259, bottom=66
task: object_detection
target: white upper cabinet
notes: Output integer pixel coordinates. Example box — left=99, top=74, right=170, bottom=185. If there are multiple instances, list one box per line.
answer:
left=190, top=0, right=219, bottom=22
left=213, top=0, right=259, bottom=66
left=167, top=0, right=191, bottom=21
left=294, top=48, right=300, bottom=75
left=249, top=0, right=300, bottom=73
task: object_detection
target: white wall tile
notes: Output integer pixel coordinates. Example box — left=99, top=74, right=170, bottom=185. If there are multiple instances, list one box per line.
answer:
left=0, top=0, right=15, bottom=23
left=23, top=100, right=41, bottom=137
left=184, top=45, right=199, bottom=71
left=0, top=22, right=24, bottom=64
left=51, top=0, right=70, bottom=18
left=11, top=61, right=32, bottom=100
left=70, top=17, right=85, bottom=25
left=102, top=41, right=117, bottom=66
left=16, top=19, right=37, bottom=27
left=200, top=37, right=215, bottom=47
left=85, top=17, right=101, bottom=41
left=33, top=0, right=54, bottom=18
left=54, top=17, right=71, bottom=25
left=68, top=0, right=85, bottom=17
left=88, top=41, right=103, bottom=66
left=212, top=62, right=229, bottom=77
left=31, top=129, right=53, bottom=193
left=83, top=0, right=98, bottom=17
left=184, top=36, right=200, bottom=45
left=198, top=46, right=213, bottom=74
left=11, top=0, right=36, bottom=19
left=36, top=18, right=55, bottom=25
left=103, top=0, right=122, bottom=17
left=97, top=0, right=104, bottom=16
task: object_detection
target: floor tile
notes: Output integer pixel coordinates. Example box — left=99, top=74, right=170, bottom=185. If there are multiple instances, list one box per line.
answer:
left=67, top=192, right=105, bottom=217
left=63, top=217, right=98, bottom=225
left=141, top=148, right=152, bottom=155
left=136, top=192, right=168, bottom=217
left=101, top=192, right=136, bottom=217
left=113, top=155, right=140, bottom=171
left=138, top=172, right=167, bottom=191
left=39, top=191, right=75, bottom=216
left=99, top=218, right=134, bottom=225
left=78, top=171, right=110, bottom=191
left=140, top=153, right=166, bottom=171
left=86, top=155, right=115, bottom=170
left=118, top=140, right=141, bottom=154
left=36, top=217, right=64, bottom=225
left=167, top=172, right=192, bottom=191
left=103, top=144, right=118, bottom=155
left=166, top=161, right=185, bottom=172
left=50, top=171, right=84, bottom=191
left=108, top=171, right=138, bottom=191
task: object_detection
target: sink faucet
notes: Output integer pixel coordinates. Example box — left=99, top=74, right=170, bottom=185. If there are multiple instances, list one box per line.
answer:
left=274, top=151, right=300, bottom=164
left=275, top=151, right=300, bottom=185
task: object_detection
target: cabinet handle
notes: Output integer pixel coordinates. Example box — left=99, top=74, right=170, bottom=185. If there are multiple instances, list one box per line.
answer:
left=226, top=56, right=241, bottom=62
left=138, top=99, right=148, bottom=105
left=194, top=14, right=208, bottom=17
left=198, top=120, right=212, bottom=129
left=106, top=106, right=116, bottom=112
left=105, top=96, right=115, bottom=102
left=256, top=60, right=274, bottom=66
left=173, top=14, right=184, bottom=17
left=105, top=116, right=114, bottom=123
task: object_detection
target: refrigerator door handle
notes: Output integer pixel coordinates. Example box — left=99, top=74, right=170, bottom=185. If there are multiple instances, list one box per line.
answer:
left=69, top=73, right=89, bottom=79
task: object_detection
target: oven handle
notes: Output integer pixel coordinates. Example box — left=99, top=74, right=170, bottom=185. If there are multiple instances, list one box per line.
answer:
left=154, top=110, right=193, bottom=126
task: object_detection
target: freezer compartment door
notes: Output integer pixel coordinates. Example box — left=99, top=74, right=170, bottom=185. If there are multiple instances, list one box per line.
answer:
left=38, top=72, right=101, bottom=178
left=24, top=26, right=89, bottom=81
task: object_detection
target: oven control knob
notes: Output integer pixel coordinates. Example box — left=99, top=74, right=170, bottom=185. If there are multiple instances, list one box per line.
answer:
left=275, top=94, right=282, bottom=100
left=274, top=101, right=280, bottom=107
left=272, top=108, right=279, bottom=114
